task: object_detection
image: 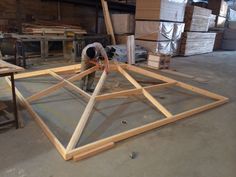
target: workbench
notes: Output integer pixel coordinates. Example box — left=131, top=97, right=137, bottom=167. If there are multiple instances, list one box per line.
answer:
left=0, top=60, right=24, bottom=128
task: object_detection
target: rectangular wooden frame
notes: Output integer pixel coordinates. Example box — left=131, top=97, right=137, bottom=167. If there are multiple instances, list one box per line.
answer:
left=5, top=63, right=228, bottom=161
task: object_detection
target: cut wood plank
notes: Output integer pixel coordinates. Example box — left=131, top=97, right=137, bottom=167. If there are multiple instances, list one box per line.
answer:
left=66, top=71, right=107, bottom=152
left=127, top=65, right=226, bottom=100
left=96, top=82, right=176, bottom=101
left=101, top=0, right=116, bottom=45
left=48, top=70, right=91, bottom=100
left=27, top=66, right=97, bottom=103
left=15, top=64, right=81, bottom=79
left=73, top=142, right=115, bottom=162
left=66, top=98, right=228, bottom=160
left=96, top=88, right=143, bottom=101
left=118, top=66, right=172, bottom=117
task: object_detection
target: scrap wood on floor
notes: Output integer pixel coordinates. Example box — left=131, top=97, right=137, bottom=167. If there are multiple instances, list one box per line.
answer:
left=4, top=63, right=229, bottom=161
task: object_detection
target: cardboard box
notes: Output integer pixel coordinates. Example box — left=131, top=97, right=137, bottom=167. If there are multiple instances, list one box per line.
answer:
left=111, top=14, right=135, bottom=34
left=135, top=0, right=187, bottom=22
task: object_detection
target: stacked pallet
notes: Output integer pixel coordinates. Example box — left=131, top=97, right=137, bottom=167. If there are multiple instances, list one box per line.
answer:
left=22, top=21, right=87, bottom=35
left=180, top=32, right=216, bottom=56
left=134, top=0, right=186, bottom=69
left=208, top=0, right=228, bottom=28
left=184, top=6, right=212, bottom=32
left=111, top=13, right=135, bottom=45
left=180, top=6, right=216, bottom=56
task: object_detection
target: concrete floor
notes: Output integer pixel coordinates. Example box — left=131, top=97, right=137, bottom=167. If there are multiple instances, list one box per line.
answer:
left=0, top=51, right=235, bottom=177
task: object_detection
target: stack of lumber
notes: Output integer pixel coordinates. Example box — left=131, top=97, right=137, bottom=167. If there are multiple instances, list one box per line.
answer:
left=208, top=0, right=228, bottom=28
left=209, top=14, right=217, bottom=29
left=135, top=0, right=186, bottom=58
left=111, top=14, right=135, bottom=35
left=180, top=6, right=216, bottom=55
left=135, top=0, right=186, bottom=22
left=184, top=6, right=212, bottom=32
left=180, top=32, right=216, bottom=56
left=22, top=21, right=87, bottom=35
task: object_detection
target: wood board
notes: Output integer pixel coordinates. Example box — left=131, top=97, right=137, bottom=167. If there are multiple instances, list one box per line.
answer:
left=5, top=63, right=228, bottom=161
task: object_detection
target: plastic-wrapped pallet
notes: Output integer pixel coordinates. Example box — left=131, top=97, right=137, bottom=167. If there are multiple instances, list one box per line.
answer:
left=135, top=21, right=185, bottom=55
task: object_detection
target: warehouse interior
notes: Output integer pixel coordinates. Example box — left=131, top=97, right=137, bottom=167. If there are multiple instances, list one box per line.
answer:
left=0, top=0, right=236, bottom=177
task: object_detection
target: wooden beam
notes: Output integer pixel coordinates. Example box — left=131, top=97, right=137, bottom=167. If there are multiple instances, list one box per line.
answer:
left=66, top=71, right=107, bottom=152
left=27, top=66, right=97, bottom=103
left=66, top=98, right=228, bottom=160
left=73, top=142, right=114, bottom=162
left=95, top=82, right=177, bottom=101
left=96, top=88, right=142, bottom=101
left=126, top=65, right=227, bottom=100
left=101, top=0, right=116, bottom=45
left=144, top=82, right=177, bottom=91
left=117, top=66, right=173, bottom=117
left=5, top=77, right=67, bottom=160
left=48, top=70, right=91, bottom=100
left=15, top=64, right=81, bottom=79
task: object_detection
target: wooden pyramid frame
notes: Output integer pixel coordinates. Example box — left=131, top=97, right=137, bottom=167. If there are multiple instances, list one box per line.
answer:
left=5, top=63, right=228, bottom=161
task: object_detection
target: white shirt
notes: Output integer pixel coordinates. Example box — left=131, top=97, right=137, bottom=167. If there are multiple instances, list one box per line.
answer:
left=81, top=42, right=108, bottom=62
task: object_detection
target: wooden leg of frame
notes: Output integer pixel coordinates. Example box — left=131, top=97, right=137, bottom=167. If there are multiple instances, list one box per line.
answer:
left=66, top=98, right=228, bottom=160
left=66, top=71, right=107, bottom=152
left=73, top=142, right=115, bottom=162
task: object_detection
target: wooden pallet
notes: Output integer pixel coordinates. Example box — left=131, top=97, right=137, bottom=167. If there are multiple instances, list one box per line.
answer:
left=5, top=63, right=228, bottom=161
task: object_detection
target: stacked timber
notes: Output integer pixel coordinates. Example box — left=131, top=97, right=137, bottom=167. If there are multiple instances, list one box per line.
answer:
left=112, top=13, right=135, bottom=46
left=134, top=0, right=186, bottom=69
left=180, top=6, right=216, bottom=56
left=208, top=0, right=228, bottom=28
left=22, top=21, right=87, bottom=35
left=180, top=32, right=216, bottom=56
left=184, top=6, right=212, bottom=32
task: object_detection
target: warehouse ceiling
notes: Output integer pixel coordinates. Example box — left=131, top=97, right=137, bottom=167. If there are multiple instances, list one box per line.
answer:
left=42, top=0, right=135, bottom=12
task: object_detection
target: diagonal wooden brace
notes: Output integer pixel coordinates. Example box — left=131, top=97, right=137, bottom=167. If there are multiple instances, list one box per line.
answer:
left=66, top=71, right=107, bottom=152
left=117, top=66, right=173, bottom=118
left=27, top=66, right=98, bottom=103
